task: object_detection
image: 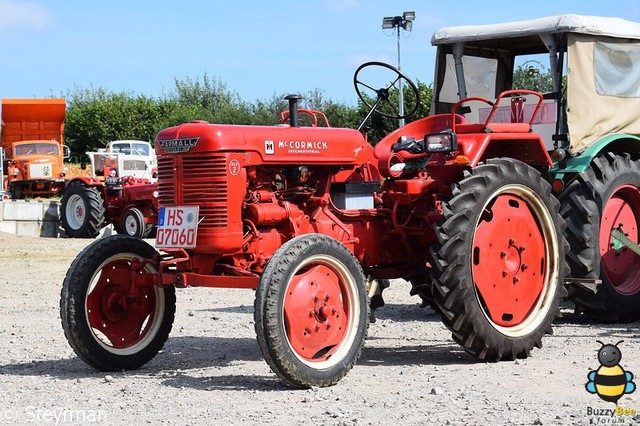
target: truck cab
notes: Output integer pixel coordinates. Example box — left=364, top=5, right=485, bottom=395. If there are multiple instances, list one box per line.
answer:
left=87, top=140, right=157, bottom=182
left=0, top=98, right=69, bottom=198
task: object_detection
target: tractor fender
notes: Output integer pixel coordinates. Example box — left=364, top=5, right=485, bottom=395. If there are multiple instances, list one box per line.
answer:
left=551, top=134, right=640, bottom=178
left=63, top=176, right=105, bottom=189
left=456, top=132, right=553, bottom=169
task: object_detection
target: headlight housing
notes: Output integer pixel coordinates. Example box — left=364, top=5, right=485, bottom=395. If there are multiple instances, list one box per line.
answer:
left=424, top=131, right=457, bottom=153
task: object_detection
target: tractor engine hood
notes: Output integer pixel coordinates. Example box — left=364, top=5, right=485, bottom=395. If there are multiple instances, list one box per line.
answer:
left=155, top=121, right=372, bottom=165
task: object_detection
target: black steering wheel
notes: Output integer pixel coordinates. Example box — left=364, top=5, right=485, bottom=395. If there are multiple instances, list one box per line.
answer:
left=353, top=61, right=420, bottom=120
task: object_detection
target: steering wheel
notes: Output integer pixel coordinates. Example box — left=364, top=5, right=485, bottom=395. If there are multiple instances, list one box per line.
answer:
left=353, top=61, right=420, bottom=120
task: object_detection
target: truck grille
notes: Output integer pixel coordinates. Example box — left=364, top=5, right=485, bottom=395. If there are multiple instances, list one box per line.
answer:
left=157, top=154, right=228, bottom=229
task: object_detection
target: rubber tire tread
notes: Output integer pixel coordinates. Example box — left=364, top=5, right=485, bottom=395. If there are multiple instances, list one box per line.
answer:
left=254, top=234, right=369, bottom=389
left=430, top=158, right=568, bottom=361
left=558, top=152, right=640, bottom=322
left=61, top=182, right=106, bottom=238
left=60, top=235, right=175, bottom=371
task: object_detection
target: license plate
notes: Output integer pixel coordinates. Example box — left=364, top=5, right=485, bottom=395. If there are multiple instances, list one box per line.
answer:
left=155, top=206, right=199, bottom=249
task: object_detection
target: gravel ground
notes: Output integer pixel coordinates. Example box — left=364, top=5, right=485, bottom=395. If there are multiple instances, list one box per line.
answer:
left=1, top=232, right=640, bottom=425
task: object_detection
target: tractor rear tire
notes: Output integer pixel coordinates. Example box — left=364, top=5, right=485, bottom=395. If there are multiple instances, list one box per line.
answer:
left=61, top=182, right=105, bottom=238
left=559, top=152, right=640, bottom=322
left=60, top=235, right=175, bottom=371
left=431, top=158, right=568, bottom=361
left=254, top=234, right=369, bottom=388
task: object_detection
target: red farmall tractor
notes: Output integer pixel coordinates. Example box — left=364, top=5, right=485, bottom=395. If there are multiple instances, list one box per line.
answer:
left=60, top=140, right=158, bottom=239
left=61, top=14, right=640, bottom=388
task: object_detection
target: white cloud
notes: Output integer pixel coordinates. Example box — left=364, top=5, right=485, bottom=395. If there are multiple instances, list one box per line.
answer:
left=0, top=0, right=54, bottom=31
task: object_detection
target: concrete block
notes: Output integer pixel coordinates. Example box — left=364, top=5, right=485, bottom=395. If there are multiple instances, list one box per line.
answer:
left=0, top=221, right=17, bottom=234
left=16, top=221, right=45, bottom=238
left=3, top=201, right=45, bottom=221
left=97, top=224, right=116, bottom=238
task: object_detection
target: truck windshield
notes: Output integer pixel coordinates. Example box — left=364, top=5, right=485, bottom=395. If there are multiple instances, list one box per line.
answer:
left=14, top=143, right=59, bottom=156
left=111, top=142, right=149, bottom=156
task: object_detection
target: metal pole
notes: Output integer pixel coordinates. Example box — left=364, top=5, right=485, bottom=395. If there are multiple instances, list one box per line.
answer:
left=397, top=24, right=404, bottom=127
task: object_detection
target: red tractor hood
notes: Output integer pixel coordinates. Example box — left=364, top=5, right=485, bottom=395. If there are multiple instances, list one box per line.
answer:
left=155, top=121, right=373, bottom=165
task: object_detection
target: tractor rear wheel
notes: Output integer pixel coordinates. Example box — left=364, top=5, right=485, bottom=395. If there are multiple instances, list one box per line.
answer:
left=61, top=182, right=105, bottom=238
left=431, top=158, right=568, bottom=361
left=254, top=234, right=369, bottom=388
left=559, top=152, right=640, bottom=322
left=60, top=235, right=175, bottom=371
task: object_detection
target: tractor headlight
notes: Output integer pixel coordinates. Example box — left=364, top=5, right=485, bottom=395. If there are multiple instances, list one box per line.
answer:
left=61, top=167, right=68, bottom=177
left=12, top=169, right=18, bottom=177
left=424, top=131, right=457, bottom=153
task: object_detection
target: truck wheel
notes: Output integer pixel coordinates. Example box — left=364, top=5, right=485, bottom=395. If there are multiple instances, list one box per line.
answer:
left=431, top=158, right=568, bottom=361
left=254, top=234, right=369, bottom=388
left=121, top=208, right=147, bottom=238
left=9, top=184, right=22, bottom=200
left=60, top=235, right=175, bottom=371
left=61, top=183, right=105, bottom=238
left=559, top=152, right=640, bottom=322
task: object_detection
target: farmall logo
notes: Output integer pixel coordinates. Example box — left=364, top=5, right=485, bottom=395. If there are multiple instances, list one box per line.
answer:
left=277, top=140, right=328, bottom=155
left=157, top=138, right=200, bottom=153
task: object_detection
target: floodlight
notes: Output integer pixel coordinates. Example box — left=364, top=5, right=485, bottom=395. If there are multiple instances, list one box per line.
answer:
left=382, top=17, right=395, bottom=29
left=403, top=11, right=415, bottom=22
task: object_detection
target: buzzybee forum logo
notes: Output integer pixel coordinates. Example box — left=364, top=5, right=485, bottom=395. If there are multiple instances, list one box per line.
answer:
left=586, top=341, right=636, bottom=403
left=585, top=341, right=637, bottom=420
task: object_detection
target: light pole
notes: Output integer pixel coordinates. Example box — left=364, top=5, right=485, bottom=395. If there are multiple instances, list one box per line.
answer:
left=382, top=11, right=415, bottom=127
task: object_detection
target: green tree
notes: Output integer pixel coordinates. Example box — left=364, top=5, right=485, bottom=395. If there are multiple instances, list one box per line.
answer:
left=170, top=73, right=253, bottom=124
left=356, top=79, right=433, bottom=143
left=512, top=62, right=554, bottom=92
left=64, top=87, right=169, bottom=161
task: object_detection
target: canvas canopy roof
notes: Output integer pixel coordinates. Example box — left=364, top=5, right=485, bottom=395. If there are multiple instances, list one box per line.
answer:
left=431, top=14, right=640, bottom=46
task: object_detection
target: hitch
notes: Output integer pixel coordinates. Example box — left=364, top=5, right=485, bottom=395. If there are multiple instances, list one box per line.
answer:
left=611, top=227, right=640, bottom=256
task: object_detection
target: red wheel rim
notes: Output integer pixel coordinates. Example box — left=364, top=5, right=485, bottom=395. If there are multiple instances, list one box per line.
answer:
left=600, top=185, right=640, bottom=295
left=472, top=193, right=548, bottom=328
left=85, top=258, right=159, bottom=351
left=282, top=257, right=355, bottom=365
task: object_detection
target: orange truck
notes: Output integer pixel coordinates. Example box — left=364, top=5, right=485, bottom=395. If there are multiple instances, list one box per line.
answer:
left=0, top=98, right=70, bottom=198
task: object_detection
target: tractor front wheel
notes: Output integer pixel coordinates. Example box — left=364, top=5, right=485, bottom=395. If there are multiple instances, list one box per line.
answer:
left=431, top=158, right=568, bottom=361
left=60, top=235, right=175, bottom=371
left=254, top=234, right=369, bottom=388
left=560, top=152, right=640, bottom=321
left=61, top=182, right=105, bottom=238
left=120, top=207, right=147, bottom=238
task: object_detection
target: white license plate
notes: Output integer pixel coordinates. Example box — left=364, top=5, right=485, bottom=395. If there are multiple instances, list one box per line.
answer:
left=155, top=206, right=199, bottom=249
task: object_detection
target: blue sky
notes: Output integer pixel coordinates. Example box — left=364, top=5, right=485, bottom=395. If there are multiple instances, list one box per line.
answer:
left=2, top=0, right=640, bottom=106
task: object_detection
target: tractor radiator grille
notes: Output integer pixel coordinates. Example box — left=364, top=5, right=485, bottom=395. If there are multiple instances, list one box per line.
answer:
left=157, top=154, right=228, bottom=229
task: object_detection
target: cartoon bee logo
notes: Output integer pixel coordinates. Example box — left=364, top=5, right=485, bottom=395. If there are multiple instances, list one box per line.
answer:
left=586, top=340, right=636, bottom=403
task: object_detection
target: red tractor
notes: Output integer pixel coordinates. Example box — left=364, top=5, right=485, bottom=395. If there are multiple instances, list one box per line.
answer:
left=60, top=59, right=568, bottom=388
left=60, top=176, right=158, bottom=238
left=60, top=140, right=158, bottom=239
